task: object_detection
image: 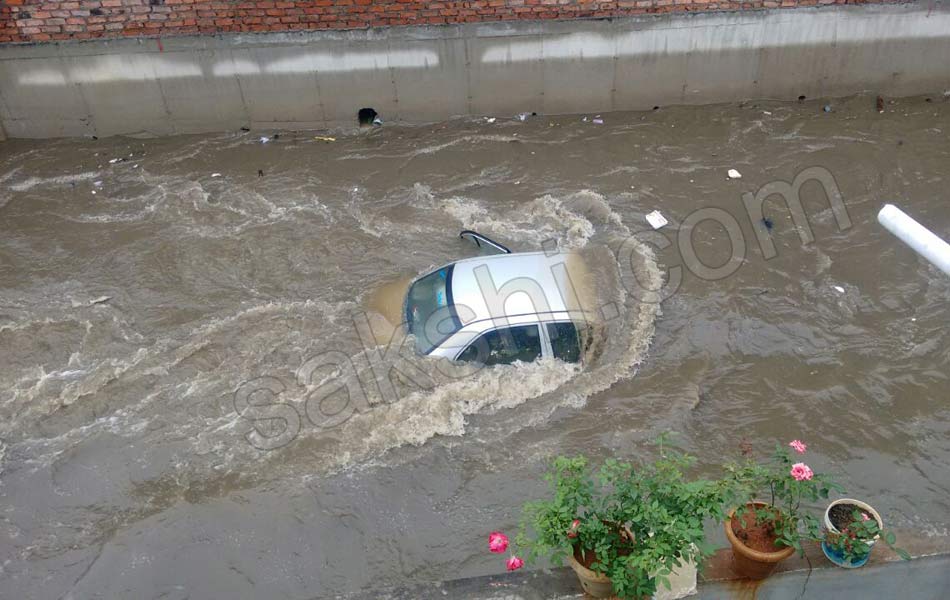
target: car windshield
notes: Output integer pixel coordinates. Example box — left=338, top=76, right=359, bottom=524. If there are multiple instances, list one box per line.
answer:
left=405, top=265, right=461, bottom=354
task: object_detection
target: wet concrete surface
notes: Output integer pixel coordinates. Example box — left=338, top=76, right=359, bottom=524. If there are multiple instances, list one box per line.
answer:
left=0, top=94, right=948, bottom=598
left=385, top=548, right=950, bottom=600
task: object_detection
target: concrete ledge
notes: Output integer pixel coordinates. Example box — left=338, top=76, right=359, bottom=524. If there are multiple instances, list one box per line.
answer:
left=349, top=528, right=950, bottom=600
left=1, top=4, right=949, bottom=138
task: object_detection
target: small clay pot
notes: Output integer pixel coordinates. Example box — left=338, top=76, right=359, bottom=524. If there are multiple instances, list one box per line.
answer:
left=568, top=549, right=615, bottom=598
left=724, top=501, right=795, bottom=580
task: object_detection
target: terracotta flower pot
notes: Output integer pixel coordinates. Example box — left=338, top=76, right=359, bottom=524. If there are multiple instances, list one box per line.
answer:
left=568, top=549, right=615, bottom=598
left=724, top=501, right=795, bottom=580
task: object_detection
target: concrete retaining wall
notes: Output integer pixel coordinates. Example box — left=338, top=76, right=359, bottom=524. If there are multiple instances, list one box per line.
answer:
left=1, top=3, right=949, bottom=139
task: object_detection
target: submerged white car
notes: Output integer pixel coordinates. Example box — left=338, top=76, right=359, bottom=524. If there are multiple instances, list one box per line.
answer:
left=404, top=231, right=593, bottom=365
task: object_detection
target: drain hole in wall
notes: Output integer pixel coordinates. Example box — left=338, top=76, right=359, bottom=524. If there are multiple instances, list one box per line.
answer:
left=358, top=108, right=378, bottom=126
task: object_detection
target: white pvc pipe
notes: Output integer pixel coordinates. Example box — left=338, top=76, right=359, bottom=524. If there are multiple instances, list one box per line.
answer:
left=877, top=204, right=950, bottom=276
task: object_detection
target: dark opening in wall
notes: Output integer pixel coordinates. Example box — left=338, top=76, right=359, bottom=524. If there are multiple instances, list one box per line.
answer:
left=358, top=108, right=378, bottom=126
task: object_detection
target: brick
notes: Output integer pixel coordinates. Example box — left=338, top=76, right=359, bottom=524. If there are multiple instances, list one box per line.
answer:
left=4, top=0, right=896, bottom=44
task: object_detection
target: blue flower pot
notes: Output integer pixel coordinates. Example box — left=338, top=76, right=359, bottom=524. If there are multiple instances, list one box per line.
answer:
left=821, top=540, right=871, bottom=569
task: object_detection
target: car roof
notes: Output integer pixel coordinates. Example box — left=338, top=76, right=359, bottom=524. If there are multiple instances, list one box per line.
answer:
left=448, top=251, right=585, bottom=331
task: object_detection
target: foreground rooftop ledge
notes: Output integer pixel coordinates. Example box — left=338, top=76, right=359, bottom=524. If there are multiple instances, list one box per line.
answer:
left=354, top=528, right=950, bottom=600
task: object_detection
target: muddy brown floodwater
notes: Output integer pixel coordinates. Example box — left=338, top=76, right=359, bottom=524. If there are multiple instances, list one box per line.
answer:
left=1, top=95, right=948, bottom=599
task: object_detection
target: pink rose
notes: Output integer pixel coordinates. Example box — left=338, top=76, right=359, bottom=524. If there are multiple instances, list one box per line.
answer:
left=488, top=531, right=509, bottom=554
left=567, top=519, right=581, bottom=539
left=506, top=555, right=525, bottom=571
left=790, top=462, right=814, bottom=481
left=789, top=440, right=807, bottom=454
left=862, top=513, right=871, bottom=522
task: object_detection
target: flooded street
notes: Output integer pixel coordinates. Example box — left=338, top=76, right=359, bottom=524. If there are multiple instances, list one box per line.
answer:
left=1, top=95, right=948, bottom=598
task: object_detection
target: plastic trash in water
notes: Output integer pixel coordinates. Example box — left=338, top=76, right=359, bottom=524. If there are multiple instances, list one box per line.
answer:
left=314, top=136, right=336, bottom=142
left=823, top=104, right=833, bottom=113
left=89, top=296, right=111, bottom=305
left=485, top=117, right=496, bottom=124
left=727, top=169, right=742, bottom=179
left=645, top=210, right=668, bottom=230
left=260, top=136, right=271, bottom=144
left=211, top=173, right=222, bottom=178
left=372, top=116, right=383, bottom=126
left=517, top=113, right=529, bottom=121
left=592, top=118, right=604, bottom=125
left=833, top=286, right=845, bottom=294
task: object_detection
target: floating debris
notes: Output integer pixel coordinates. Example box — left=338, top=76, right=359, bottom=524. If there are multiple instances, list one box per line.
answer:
left=645, top=210, right=668, bottom=230
left=313, top=136, right=336, bottom=143
left=876, top=96, right=885, bottom=113
left=89, top=296, right=111, bottom=305
left=485, top=117, right=496, bottom=124
left=727, top=169, right=742, bottom=179
left=823, top=104, right=833, bottom=113
left=592, top=118, right=605, bottom=125
left=259, top=136, right=271, bottom=144
left=211, top=173, right=222, bottom=177
left=516, top=113, right=529, bottom=121
left=833, top=286, right=845, bottom=294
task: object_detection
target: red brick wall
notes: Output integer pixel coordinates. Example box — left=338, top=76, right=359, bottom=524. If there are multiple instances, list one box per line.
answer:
left=0, top=0, right=899, bottom=44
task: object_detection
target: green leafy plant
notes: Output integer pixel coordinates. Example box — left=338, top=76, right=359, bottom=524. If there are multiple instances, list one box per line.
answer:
left=505, top=437, right=727, bottom=599
left=824, top=508, right=910, bottom=563
left=724, top=439, right=842, bottom=555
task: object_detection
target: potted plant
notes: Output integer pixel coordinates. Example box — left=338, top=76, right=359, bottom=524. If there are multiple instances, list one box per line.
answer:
left=723, top=439, right=841, bottom=579
left=821, top=498, right=910, bottom=568
left=487, top=437, right=727, bottom=599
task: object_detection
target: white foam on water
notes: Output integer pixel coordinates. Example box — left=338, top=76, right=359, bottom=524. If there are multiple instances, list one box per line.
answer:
left=7, top=171, right=102, bottom=192
left=336, top=134, right=522, bottom=161
left=441, top=193, right=598, bottom=250
left=0, top=299, right=354, bottom=451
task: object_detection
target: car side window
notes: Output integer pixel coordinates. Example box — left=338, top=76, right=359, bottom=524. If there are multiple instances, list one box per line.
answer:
left=546, top=322, right=582, bottom=363
left=457, top=325, right=542, bottom=365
